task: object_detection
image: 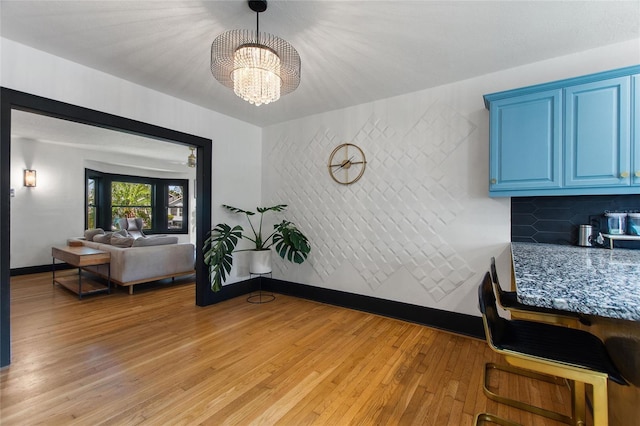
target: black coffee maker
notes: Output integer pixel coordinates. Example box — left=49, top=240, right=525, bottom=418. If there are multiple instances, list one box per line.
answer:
left=586, top=214, right=608, bottom=248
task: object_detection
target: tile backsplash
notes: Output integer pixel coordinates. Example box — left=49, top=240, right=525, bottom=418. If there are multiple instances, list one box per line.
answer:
left=511, top=194, right=640, bottom=249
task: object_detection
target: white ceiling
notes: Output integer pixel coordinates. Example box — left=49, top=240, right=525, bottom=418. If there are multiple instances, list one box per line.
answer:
left=11, top=110, right=191, bottom=165
left=2, top=0, right=639, bottom=128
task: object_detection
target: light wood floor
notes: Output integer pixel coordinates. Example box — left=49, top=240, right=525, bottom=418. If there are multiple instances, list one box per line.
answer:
left=1, top=271, right=573, bottom=425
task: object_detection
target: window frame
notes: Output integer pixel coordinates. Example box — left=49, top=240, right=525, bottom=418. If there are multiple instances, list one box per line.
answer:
left=85, top=169, right=189, bottom=235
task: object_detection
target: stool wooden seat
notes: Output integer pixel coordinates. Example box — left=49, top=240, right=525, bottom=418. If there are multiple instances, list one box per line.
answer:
left=478, top=272, right=627, bottom=425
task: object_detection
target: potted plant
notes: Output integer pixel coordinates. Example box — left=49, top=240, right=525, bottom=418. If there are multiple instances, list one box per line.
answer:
left=204, top=204, right=311, bottom=292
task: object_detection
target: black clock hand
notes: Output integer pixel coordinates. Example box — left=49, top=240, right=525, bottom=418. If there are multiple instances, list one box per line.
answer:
left=336, top=156, right=354, bottom=171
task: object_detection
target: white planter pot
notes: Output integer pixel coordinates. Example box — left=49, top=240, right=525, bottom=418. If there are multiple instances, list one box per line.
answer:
left=249, top=250, right=272, bottom=274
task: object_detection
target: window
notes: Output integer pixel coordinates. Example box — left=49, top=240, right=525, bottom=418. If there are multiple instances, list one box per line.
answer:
left=167, top=185, right=184, bottom=230
left=85, top=169, right=189, bottom=234
left=111, top=181, right=152, bottom=230
left=87, top=177, right=97, bottom=229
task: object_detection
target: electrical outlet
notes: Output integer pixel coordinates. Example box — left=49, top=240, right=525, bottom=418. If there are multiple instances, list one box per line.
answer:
left=10, top=188, right=15, bottom=197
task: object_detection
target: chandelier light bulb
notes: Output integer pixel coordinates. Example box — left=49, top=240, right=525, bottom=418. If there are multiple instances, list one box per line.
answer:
left=232, top=44, right=282, bottom=106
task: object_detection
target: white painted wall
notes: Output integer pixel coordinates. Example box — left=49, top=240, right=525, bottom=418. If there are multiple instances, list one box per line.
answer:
left=1, top=39, right=262, bottom=280
left=261, top=39, right=640, bottom=317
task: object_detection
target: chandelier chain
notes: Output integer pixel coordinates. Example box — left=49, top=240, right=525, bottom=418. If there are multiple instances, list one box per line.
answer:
left=256, top=10, right=260, bottom=45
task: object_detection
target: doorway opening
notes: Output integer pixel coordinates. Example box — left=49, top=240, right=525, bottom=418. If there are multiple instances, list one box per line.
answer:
left=1, top=88, right=213, bottom=367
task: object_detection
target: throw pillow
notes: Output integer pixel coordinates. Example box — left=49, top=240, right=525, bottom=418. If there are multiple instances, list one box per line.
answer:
left=111, top=233, right=134, bottom=248
left=84, top=228, right=105, bottom=241
left=93, top=232, right=113, bottom=244
left=132, top=236, right=179, bottom=247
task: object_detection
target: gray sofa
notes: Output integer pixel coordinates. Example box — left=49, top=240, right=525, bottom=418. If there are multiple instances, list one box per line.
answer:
left=80, top=238, right=195, bottom=294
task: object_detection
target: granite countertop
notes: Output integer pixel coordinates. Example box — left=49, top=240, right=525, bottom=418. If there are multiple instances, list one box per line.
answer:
left=511, top=242, right=640, bottom=321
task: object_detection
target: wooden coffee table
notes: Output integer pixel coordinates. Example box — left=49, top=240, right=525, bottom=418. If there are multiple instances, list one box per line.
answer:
left=52, top=246, right=111, bottom=299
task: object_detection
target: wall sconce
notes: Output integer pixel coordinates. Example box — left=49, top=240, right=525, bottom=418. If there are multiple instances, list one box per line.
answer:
left=24, top=169, right=37, bottom=187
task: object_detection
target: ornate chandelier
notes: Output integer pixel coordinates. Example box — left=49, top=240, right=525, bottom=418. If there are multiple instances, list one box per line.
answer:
left=210, top=0, right=300, bottom=106
left=187, top=147, right=196, bottom=168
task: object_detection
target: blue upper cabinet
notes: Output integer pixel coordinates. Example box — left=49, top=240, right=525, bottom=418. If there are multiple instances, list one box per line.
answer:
left=564, top=77, right=630, bottom=187
left=489, top=90, right=561, bottom=191
left=484, top=65, right=640, bottom=197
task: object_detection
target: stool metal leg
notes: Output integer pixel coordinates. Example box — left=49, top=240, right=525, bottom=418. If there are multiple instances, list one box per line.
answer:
left=572, top=380, right=586, bottom=425
left=592, top=376, right=609, bottom=426
left=483, top=362, right=572, bottom=424
left=474, top=412, right=521, bottom=426
left=505, top=355, right=611, bottom=426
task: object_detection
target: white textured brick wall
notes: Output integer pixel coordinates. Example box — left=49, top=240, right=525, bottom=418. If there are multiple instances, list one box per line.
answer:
left=262, top=86, right=510, bottom=316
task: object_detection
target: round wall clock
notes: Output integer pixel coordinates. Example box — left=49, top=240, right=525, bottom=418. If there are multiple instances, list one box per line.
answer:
left=327, top=143, right=367, bottom=185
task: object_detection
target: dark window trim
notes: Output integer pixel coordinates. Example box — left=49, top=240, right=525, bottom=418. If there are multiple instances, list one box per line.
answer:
left=86, top=169, right=189, bottom=234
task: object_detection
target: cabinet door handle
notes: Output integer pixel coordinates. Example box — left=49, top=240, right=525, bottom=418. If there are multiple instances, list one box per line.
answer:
left=621, top=172, right=630, bottom=178
left=490, top=178, right=497, bottom=184
left=635, top=171, right=640, bottom=178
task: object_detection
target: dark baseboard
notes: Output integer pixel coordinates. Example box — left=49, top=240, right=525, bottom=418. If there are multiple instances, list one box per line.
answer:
left=261, top=278, right=485, bottom=340
left=198, top=277, right=261, bottom=305
left=10, top=263, right=73, bottom=276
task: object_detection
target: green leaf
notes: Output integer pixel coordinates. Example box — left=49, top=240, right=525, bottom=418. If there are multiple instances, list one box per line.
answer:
left=223, top=204, right=256, bottom=216
left=203, top=223, right=243, bottom=292
left=256, top=204, right=287, bottom=214
left=272, top=220, right=310, bottom=265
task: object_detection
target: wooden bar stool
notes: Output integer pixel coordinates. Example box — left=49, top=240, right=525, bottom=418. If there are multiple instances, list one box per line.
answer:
left=478, top=272, right=627, bottom=425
